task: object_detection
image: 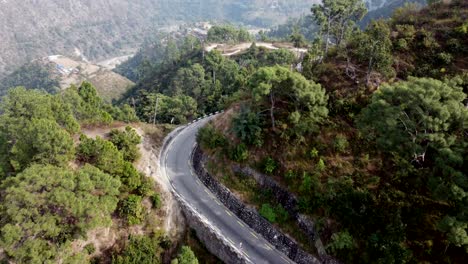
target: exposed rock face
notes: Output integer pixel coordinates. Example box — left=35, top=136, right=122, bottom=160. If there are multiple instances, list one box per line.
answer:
left=192, top=146, right=322, bottom=264
left=0, top=0, right=318, bottom=78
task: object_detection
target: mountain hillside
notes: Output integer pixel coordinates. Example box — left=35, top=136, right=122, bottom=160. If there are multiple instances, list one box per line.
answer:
left=0, top=56, right=134, bottom=102
left=114, top=0, right=467, bottom=262
left=0, top=0, right=318, bottom=79
left=362, top=0, right=427, bottom=25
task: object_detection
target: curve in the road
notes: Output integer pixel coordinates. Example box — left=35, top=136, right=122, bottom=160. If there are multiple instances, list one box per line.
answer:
left=161, top=117, right=295, bottom=264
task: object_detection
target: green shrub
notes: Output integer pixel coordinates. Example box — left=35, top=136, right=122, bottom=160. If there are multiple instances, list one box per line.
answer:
left=196, top=124, right=227, bottom=150
left=207, top=25, right=252, bottom=43
left=137, top=177, right=154, bottom=197
left=108, top=104, right=139, bottom=123
left=232, top=108, right=263, bottom=146
left=84, top=244, right=96, bottom=254
left=112, top=235, right=164, bottom=264
left=172, top=246, right=199, bottom=264
left=317, top=158, right=326, bottom=172
left=229, top=143, right=249, bottom=162
left=300, top=172, right=322, bottom=194
left=455, top=21, right=468, bottom=34
left=309, top=148, right=319, bottom=159
left=109, top=127, right=142, bottom=162
left=151, top=194, right=162, bottom=209
left=120, top=162, right=142, bottom=191
left=333, top=134, right=349, bottom=153
left=437, top=52, right=453, bottom=64
left=263, top=157, right=277, bottom=174
left=327, top=231, right=355, bottom=253
left=119, top=195, right=144, bottom=225
left=285, top=170, right=297, bottom=180
left=259, top=203, right=277, bottom=223
left=77, top=135, right=125, bottom=175
left=396, top=38, right=409, bottom=51
left=275, top=204, right=289, bottom=224
left=259, top=203, right=289, bottom=224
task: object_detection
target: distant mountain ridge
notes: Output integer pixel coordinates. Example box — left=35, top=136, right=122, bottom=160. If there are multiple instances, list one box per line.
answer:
left=0, top=0, right=318, bottom=79
left=365, top=0, right=394, bottom=10
left=362, top=0, right=427, bottom=25
left=364, top=0, right=427, bottom=12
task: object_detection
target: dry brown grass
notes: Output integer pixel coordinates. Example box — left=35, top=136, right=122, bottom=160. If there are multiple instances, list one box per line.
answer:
left=139, top=123, right=176, bottom=149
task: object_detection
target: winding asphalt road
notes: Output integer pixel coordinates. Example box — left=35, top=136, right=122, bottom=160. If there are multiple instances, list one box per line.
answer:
left=161, top=117, right=294, bottom=264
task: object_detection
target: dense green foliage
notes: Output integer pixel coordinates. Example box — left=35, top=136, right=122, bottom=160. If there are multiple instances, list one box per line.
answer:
left=112, top=235, right=167, bottom=264
left=259, top=203, right=289, bottom=224
left=354, top=19, right=395, bottom=83
left=119, top=32, right=305, bottom=124
left=358, top=77, right=467, bottom=162
left=138, top=93, right=198, bottom=124
left=312, top=0, right=367, bottom=58
left=76, top=128, right=156, bottom=225
left=197, top=124, right=227, bottom=150
left=119, top=194, right=145, bottom=225
left=78, top=135, right=125, bottom=175
left=0, top=62, right=60, bottom=96
left=171, top=246, right=199, bottom=264
left=232, top=107, right=263, bottom=147
left=0, top=88, right=78, bottom=177
left=248, top=65, right=329, bottom=140
left=2, top=1, right=464, bottom=263
left=194, top=1, right=468, bottom=263
left=0, top=164, right=120, bottom=263
left=239, top=44, right=297, bottom=68
left=109, top=127, right=142, bottom=162
left=0, top=83, right=166, bottom=263
left=207, top=25, right=252, bottom=43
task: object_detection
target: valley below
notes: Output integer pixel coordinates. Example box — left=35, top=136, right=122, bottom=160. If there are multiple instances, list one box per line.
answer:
left=0, top=0, right=466, bottom=264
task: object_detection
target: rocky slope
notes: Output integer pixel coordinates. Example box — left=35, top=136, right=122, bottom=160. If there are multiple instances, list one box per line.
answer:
left=0, top=0, right=318, bottom=79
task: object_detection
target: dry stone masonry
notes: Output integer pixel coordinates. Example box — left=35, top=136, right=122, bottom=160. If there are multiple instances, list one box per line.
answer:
left=192, top=146, right=323, bottom=264
left=160, top=126, right=249, bottom=264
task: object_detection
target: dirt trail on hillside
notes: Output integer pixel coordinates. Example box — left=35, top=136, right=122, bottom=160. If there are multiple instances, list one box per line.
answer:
left=205, top=42, right=308, bottom=57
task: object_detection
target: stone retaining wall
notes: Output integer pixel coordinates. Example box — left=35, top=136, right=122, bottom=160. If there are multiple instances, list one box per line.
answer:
left=192, top=146, right=322, bottom=264
left=231, top=165, right=331, bottom=260
left=175, top=194, right=247, bottom=264
left=160, top=125, right=248, bottom=264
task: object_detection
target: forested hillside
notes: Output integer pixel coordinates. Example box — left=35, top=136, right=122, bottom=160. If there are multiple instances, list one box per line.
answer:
left=361, top=0, right=427, bottom=25
left=264, top=0, right=425, bottom=42
left=0, top=0, right=317, bottom=79
left=0, top=0, right=467, bottom=263
left=0, top=82, right=204, bottom=263
left=118, top=0, right=467, bottom=263
left=0, top=57, right=134, bottom=102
